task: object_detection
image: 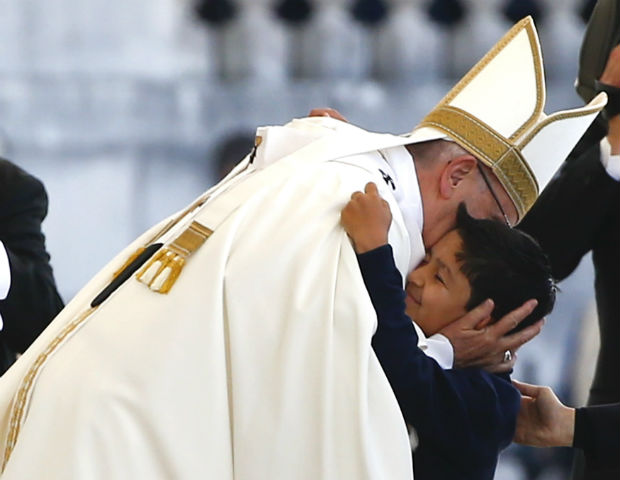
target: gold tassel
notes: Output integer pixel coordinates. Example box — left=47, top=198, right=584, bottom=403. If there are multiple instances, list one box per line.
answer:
left=136, top=221, right=212, bottom=294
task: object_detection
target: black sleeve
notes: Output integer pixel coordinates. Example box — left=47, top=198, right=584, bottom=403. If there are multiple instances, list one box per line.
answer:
left=0, top=159, right=64, bottom=353
left=573, top=403, right=620, bottom=472
left=518, top=121, right=618, bottom=280
left=357, top=245, right=520, bottom=474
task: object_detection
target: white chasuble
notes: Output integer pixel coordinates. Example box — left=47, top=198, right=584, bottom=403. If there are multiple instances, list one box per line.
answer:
left=0, top=117, right=421, bottom=479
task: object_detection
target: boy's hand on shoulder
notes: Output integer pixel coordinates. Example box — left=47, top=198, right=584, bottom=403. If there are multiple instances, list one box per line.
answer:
left=341, top=182, right=392, bottom=254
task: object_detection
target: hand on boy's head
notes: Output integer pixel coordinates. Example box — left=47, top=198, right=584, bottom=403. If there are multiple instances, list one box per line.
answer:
left=440, top=298, right=543, bottom=373
left=341, top=182, right=392, bottom=254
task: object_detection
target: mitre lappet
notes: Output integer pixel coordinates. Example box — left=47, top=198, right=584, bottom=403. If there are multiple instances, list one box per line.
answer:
left=405, top=16, right=607, bottom=222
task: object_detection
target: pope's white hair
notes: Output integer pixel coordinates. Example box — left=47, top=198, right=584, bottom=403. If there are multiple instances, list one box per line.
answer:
left=406, top=139, right=469, bottom=168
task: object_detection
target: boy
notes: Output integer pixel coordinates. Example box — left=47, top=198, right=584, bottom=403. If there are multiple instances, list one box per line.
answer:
left=341, top=182, right=557, bottom=480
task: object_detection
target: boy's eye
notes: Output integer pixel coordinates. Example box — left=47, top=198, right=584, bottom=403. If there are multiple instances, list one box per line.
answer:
left=435, top=273, right=446, bottom=286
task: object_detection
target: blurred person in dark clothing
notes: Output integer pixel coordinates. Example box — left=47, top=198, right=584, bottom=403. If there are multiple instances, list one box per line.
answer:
left=0, top=158, right=64, bottom=375
left=520, top=44, right=619, bottom=407
left=518, top=3, right=619, bottom=477
left=212, top=132, right=255, bottom=181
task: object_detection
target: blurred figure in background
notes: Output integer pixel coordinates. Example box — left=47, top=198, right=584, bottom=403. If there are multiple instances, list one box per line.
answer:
left=0, top=18, right=604, bottom=479
left=212, top=131, right=255, bottom=181
left=518, top=1, right=619, bottom=478
left=0, top=158, right=64, bottom=375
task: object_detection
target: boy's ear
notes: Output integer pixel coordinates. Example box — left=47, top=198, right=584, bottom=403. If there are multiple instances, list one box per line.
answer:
left=438, top=155, right=477, bottom=199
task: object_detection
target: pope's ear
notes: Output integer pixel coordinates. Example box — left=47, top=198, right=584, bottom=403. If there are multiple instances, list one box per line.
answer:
left=438, top=155, right=478, bottom=198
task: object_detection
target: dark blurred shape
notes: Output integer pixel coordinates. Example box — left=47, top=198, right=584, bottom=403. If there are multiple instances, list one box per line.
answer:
left=351, top=0, right=389, bottom=26
left=502, top=0, right=545, bottom=25
left=579, top=0, right=598, bottom=22
left=0, top=159, right=64, bottom=375
left=275, top=0, right=314, bottom=25
left=520, top=15, right=620, bottom=478
left=213, top=132, right=255, bottom=181
left=427, top=0, right=466, bottom=28
left=194, top=0, right=237, bottom=26
left=576, top=0, right=620, bottom=107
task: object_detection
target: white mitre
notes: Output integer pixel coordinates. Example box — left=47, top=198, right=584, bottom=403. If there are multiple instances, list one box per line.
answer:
left=246, top=17, right=605, bottom=225
left=405, top=16, right=607, bottom=222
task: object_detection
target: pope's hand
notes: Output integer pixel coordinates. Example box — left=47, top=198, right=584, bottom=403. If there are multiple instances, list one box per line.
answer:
left=439, top=298, right=543, bottom=373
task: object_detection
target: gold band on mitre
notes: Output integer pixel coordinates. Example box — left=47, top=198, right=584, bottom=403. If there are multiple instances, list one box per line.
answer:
left=418, top=105, right=539, bottom=221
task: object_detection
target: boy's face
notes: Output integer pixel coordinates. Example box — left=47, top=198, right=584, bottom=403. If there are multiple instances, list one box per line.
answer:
left=405, top=230, right=471, bottom=336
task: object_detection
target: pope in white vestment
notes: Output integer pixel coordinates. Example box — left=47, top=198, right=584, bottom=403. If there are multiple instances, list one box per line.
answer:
left=0, top=17, right=607, bottom=480
left=0, top=117, right=435, bottom=479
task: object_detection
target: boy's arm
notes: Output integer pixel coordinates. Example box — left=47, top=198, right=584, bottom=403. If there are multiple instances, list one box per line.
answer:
left=342, top=183, right=519, bottom=467
left=357, top=245, right=520, bottom=470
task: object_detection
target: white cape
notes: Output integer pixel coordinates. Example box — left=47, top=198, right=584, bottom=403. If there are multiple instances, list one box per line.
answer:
left=0, top=117, right=420, bottom=479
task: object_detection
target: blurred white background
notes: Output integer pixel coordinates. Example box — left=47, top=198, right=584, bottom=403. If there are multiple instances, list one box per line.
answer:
left=0, top=0, right=601, bottom=478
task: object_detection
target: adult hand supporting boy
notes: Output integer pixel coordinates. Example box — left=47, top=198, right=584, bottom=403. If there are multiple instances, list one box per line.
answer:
left=440, top=298, right=543, bottom=373
left=511, top=379, right=575, bottom=447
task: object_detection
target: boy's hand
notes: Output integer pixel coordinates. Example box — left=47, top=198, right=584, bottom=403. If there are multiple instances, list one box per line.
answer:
left=341, top=182, right=392, bottom=254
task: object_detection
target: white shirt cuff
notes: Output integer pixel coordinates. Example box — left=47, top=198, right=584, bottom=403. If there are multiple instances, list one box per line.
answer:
left=413, top=322, right=454, bottom=369
left=600, top=138, right=620, bottom=181
left=0, top=241, right=9, bottom=331
left=0, top=241, right=10, bottom=300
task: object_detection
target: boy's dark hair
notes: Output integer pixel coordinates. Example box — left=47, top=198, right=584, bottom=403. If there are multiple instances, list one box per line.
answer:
left=455, top=203, right=557, bottom=333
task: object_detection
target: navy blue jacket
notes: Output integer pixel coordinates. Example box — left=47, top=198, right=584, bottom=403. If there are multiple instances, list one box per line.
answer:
left=357, top=245, right=520, bottom=480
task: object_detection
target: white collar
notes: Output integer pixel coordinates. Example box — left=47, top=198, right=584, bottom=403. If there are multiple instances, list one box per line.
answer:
left=378, top=146, right=425, bottom=272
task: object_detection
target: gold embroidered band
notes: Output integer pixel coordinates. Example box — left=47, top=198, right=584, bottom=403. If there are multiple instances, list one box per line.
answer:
left=111, top=246, right=146, bottom=280
left=418, top=105, right=539, bottom=220
left=2, top=307, right=99, bottom=471
left=2, top=221, right=214, bottom=470
left=136, top=221, right=213, bottom=294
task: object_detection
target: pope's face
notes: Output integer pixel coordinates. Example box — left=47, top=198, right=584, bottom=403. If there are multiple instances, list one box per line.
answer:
left=465, top=166, right=519, bottom=227
left=405, top=230, right=471, bottom=336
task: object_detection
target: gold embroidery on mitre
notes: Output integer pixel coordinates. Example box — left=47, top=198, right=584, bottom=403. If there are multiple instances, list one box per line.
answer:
left=136, top=221, right=213, bottom=294
left=418, top=105, right=538, bottom=220
left=436, top=17, right=545, bottom=144
left=517, top=97, right=609, bottom=150
left=494, top=151, right=539, bottom=217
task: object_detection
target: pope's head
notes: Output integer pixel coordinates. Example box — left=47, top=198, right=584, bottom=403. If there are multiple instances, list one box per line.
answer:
left=406, top=139, right=518, bottom=248
left=403, top=17, right=606, bottom=248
